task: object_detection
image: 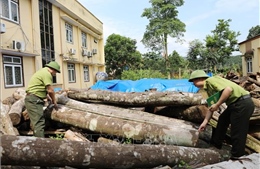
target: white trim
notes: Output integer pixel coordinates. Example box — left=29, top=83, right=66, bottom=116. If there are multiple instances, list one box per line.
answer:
left=0, top=0, right=19, bottom=23
left=3, top=56, right=23, bottom=87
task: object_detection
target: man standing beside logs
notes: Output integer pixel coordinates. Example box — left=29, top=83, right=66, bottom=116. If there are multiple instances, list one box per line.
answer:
left=25, top=61, right=60, bottom=137
left=189, top=70, right=254, bottom=160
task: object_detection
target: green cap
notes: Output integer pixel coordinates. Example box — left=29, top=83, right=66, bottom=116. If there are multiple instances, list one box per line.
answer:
left=189, top=70, right=209, bottom=82
left=45, top=61, right=60, bottom=73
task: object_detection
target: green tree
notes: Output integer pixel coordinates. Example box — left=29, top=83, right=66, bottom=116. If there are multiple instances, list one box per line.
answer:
left=141, top=0, right=186, bottom=78
left=168, top=50, right=186, bottom=77
left=105, top=34, right=142, bottom=79
left=247, top=25, right=260, bottom=39
left=223, top=55, right=242, bottom=73
left=205, top=19, right=240, bottom=69
left=141, top=52, right=165, bottom=73
left=187, top=39, right=208, bottom=70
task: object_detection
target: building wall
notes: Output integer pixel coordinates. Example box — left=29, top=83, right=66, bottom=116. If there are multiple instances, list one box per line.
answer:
left=239, top=35, right=260, bottom=76
left=0, top=0, right=104, bottom=100
left=0, top=0, right=37, bottom=100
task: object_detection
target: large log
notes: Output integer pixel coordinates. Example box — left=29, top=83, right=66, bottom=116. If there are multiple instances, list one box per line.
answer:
left=67, top=89, right=205, bottom=106
left=57, top=94, right=219, bottom=146
left=155, top=105, right=208, bottom=123
left=1, top=96, right=16, bottom=105
left=0, top=135, right=230, bottom=168
left=248, top=77, right=260, bottom=87
left=46, top=104, right=199, bottom=146
left=1, top=88, right=26, bottom=106
left=64, top=129, right=90, bottom=142
left=12, top=88, right=26, bottom=100
left=57, top=95, right=197, bottom=129
left=8, top=97, right=25, bottom=125
left=0, top=103, right=19, bottom=135
left=252, top=98, right=260, bottom=107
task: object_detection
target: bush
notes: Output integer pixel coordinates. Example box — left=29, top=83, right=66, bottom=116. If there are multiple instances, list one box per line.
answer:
left=121, top=69, right=167, bottom=80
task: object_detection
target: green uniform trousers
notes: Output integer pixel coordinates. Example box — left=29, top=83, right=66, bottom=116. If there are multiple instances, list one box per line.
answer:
left=211, top=96, right=254, bottom=157
left=24, top=94, right=45, bottom=137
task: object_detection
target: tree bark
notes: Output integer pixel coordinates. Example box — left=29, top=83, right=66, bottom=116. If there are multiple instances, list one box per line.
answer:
left=8, top=97, right=25, bottom=125
left=45, top=104, right=199, bottom=147
left=97, top=137, right=121, bottom=145
left=1, top=96, right=16, bottom=106
left=1, top=135, right=230, bottom=168
left=252, top=97, right=260, bottom=107
left=155, top=105, right=208, bottom=123
left=67, top=89, right=204, bottom=106
left=64, top=130, right=90, bottom=142
left=12, top=88, right=26, bottom=100
left=56, top=94, right=199, bottom=132
left=247, top=77, right=260, bottom=87
left=0, top=103, right=19, bottom=135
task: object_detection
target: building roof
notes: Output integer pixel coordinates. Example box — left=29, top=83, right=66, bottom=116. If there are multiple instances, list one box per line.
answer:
left=238, top=34, right=260, bottom=45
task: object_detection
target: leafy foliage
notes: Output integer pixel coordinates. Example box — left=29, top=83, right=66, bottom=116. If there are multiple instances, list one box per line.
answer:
left=204, top=19, right=240, bottom=69
left=221, top=55, right=242, bottom=74
left=141, top=0, right=186, bottom=78
left=49, top=134, right=64, bottom=140
left=186, top=39, right=207, bottom=70
left=168, top=50, right=187, bottom=77
left=121, top=69, right=166, bottom=80
left=187, top=19, right=240, bottom=71
left=247, top=25, right=260, bottom=39
left=105, top=34, right=142, bottom=79
left=142, top=52, right=166, bottom=72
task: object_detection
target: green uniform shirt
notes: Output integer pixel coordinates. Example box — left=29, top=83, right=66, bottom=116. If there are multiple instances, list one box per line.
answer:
left=204, top=76, right=249, bottom=105
left=26, top=67, right=53, bottom=99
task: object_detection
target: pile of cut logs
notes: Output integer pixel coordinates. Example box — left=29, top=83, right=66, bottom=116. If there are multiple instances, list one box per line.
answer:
left=1, top=73, right=260, bottom=169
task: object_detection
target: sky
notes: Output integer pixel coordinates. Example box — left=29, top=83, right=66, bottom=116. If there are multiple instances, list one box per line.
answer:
left=77, top=0, right=260, bottom=57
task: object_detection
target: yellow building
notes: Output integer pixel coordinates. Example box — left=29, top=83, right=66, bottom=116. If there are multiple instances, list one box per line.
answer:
left=0, top=0, right=105, bottom=100
left=239, top=35, right=260, bottom=76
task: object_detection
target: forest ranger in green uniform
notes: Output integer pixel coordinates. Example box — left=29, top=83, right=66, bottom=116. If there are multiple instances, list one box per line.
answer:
left=189, top=70, right=254, bottom=160
left=25, top=61, right=60, bottom=137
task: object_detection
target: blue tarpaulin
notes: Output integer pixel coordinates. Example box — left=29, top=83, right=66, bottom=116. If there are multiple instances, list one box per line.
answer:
left=90, top=78, right=200, bottom=93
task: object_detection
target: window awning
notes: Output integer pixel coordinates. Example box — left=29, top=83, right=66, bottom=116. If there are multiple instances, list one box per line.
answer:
left=1, top=49, right=38, bottom=57
left=244, top=49, right=254, bottom=56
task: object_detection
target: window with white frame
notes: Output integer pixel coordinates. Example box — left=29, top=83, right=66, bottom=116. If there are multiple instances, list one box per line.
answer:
left=65, top=22, right=73, bottom=43
left=83, top=65, right=89, bottom=82
left=82, top=32, right=87, bottom=48
left=246, top=57, right=252, bottom=73
left=3, top=55, right=23, bottom=87
left=68, top=63, right=75, bottom=82
left=0, top=0, right=19, bottom=23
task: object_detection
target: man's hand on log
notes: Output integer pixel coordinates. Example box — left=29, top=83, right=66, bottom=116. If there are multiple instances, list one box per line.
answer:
left=53, top=103, right=61, bottom=111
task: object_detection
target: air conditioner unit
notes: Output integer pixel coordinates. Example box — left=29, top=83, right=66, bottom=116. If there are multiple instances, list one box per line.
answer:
left=12, top=40, right=25, bottom=51
left=0, top=23, right=6, bottom=33
left=69, top=48, right=76, bottom=55
left=92, top=48, right=97, bottom=54
left=87, top=51, right=93, bottom=57
left=82, top=49, right=88, bottom=56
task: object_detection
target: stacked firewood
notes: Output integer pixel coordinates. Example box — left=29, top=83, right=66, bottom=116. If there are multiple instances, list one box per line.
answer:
left=1, top=73, right=260, bottom=169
